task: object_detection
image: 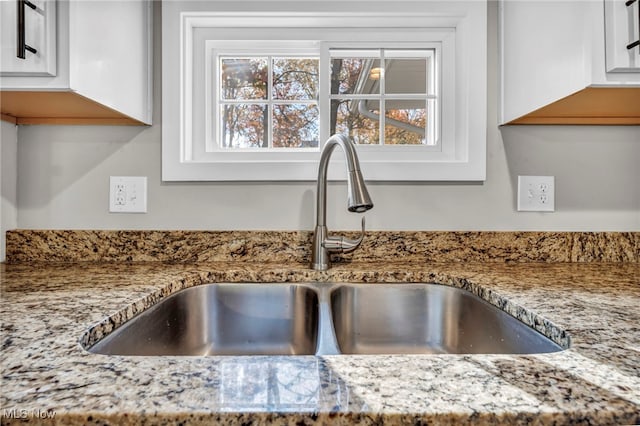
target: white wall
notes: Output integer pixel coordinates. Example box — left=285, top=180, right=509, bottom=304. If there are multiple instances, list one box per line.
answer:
left=11, top=2, right=640, bottom=236
left=1, top=120, right=18, bottom=261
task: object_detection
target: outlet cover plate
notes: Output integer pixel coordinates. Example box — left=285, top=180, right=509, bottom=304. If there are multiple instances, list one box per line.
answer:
left=109, top=176, right=147, bottom=213
left=517, top=176, right=555, bottom=212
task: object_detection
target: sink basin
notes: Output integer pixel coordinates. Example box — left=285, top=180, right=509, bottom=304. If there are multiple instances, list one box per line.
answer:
left=89, top=284, right=319, bottom=356
left=330, top=284, right=563, bottom=354
left=88, top=282, right=565, bottom=356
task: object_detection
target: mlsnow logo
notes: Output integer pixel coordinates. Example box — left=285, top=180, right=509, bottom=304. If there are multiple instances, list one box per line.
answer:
left=3, top=408, right=56, bottom=419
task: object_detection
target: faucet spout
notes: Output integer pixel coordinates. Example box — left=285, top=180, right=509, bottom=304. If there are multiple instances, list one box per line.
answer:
left=312, top=134, right=373, bottom=271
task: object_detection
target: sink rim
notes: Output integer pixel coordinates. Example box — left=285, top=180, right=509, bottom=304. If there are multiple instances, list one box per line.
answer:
left=81, top=281, right=570, bottom=356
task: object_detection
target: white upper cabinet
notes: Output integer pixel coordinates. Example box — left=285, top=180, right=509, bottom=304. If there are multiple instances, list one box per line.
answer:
left=0, top=0, right=152, bottom=125
left=500, top=0, right=640, bottom=125
left=605, top=0, right=640, bottom=72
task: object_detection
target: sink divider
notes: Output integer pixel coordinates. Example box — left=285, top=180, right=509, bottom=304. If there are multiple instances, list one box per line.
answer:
left=315, top=283, right=341, bottom=355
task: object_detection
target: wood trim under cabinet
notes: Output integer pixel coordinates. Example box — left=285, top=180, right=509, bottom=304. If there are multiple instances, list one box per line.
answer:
left=0, top=91, right=149, bottom=125
left=506, top=87, right=640, bottom=125
left=0, top=113, right=17, bottom=124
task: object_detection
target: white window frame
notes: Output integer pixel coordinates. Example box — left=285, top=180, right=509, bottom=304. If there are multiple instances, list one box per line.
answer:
left=214, top=53, right=320, bottom=150
left=327, top=47, right=440, bottom=149
left=204, top=41, right=322, bottom=160
left=162, top=3, right=487, bottom=181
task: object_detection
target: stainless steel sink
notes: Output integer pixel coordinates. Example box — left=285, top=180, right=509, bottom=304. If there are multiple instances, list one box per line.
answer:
left=330, top=284, right=563, bottom=354
left=87, top=283, right=565, bottom=356
left=89, top=284, right=319, bottom=356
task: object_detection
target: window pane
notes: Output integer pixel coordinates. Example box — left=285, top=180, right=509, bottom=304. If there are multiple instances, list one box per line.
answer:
left=331, top=58, right=381, bottom=95
left=333, top=100, right=380, bottom=145
left=384, top=100, right=427, bottom=145
left=273, top=104, right=319, bottom=148
left=220, top=58, right=268, bottom=100
left=384, top=58, right=428, bottom=95
left=220, top=104, right=267, bottom=148
left=272, top=58, right=319, bottom=100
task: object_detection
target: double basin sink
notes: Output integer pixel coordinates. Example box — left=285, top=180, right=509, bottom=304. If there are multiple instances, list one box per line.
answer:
left=88, top=283, right=564, bottom=356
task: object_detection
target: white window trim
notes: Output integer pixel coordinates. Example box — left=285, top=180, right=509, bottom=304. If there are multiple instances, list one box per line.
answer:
left=162, top=3, right=487, bottom=181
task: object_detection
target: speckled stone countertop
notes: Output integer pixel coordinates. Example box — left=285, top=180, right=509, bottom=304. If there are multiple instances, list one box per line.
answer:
left=1, top=257, right=639, bottom=425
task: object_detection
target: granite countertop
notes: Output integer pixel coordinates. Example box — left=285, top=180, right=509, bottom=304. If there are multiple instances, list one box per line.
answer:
left=1, top=259, right=639, bottom=425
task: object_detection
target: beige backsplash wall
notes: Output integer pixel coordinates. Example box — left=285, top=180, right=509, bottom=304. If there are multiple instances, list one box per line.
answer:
left=8, top=2, right=640, bottom=244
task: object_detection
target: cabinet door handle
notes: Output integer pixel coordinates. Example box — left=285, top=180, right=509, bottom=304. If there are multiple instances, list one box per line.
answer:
left=16, top=0, right=38, bottom=59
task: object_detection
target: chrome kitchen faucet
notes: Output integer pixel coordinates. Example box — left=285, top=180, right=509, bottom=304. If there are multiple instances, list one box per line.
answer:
left=311, top=134, right=373, bottom=271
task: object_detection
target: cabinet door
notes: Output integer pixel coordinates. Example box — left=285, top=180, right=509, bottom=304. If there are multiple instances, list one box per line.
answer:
left=604, top=0, right=640, bottom=72
left=0, top=0, right=56, bottom=76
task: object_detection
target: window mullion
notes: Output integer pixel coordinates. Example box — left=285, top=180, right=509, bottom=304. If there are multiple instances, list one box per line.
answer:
left=380, top=49, right=386, bottom=146
left=268, top=55, right=273, bottom=148
left=319, top=44, right=330, bottom=147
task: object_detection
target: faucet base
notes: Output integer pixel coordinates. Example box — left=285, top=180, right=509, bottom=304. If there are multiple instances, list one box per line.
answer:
left=311, top=225, right=330, bottom=271
left=311, top=262, right=330, bottom=271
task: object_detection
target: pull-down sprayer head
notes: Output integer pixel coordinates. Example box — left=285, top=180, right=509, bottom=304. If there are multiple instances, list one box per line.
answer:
left=347, top=170, right=373, bottom=213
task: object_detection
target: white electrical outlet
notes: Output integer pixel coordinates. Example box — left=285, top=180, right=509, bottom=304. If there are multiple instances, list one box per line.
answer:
left=517, top=176, right=555, bottom=212
left=109, top=176, right=147, bottom=213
